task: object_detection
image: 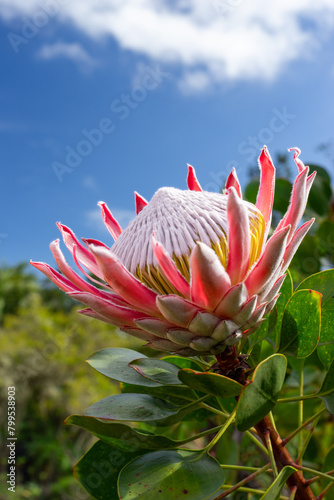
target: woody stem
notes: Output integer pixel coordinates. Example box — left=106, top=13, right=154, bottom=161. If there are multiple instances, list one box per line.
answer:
left=255, top=416, right=316, bottom=500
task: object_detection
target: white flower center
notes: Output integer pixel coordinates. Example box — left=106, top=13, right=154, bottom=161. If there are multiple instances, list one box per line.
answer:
left=111, top=187, right=264, bottom=294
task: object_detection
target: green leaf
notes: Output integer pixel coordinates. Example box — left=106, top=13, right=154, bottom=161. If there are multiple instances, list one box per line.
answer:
left=317, top=360, right=334, bottom=414
left=66, top=415, right=183, bottom=450
left=296, top=270, right=334, bottom=369
left=84, top=393, right=179, bottom=421
left=244, top=180, right=259, bottom=205
left=236, top=354, right=287, bottom=432
left=273, top=178, right=293, bottom=214
left=268, top=270, right=293, bottom=349
left=316, top=220, right=334, bottom=258
left=74, top=440, right=145, bottom=500
left=120, top=381, right=196, bottom=405
left=162, top=355, right=205, bottom=371
left=323, top=445, right=334, bottom=476
left=279, top=289, right=321, bottom=358
left=86, top=347, right=161, bottom=386
left=249, top=306, right=278, bottom=349
left=129, top=358, right=182, bottom=385
left=178, top=369, right=243, bottom=399
left=260, top=466, right=296, bottom=500
left=307, top=164, right=332, bottom=216
left=118, top=450, right=225, bottom=500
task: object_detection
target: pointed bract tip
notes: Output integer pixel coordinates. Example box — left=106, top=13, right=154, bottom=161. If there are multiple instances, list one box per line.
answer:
left=187, top=164, right=202, bottom=191
left=134, top=191, right=148, bottom=215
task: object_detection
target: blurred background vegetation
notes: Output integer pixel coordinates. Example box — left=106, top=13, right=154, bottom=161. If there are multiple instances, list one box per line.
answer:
left=0, top=156, right=333, bottom=499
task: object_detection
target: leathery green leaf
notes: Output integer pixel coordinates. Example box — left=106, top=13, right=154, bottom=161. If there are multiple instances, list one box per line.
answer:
left=118, top=450, right=225, bottom=500
left=236, top=354, right=287, bottom=432
left=279, top=289, right=321, bottom=358
left=260, top=466, right=296, bottom=500
left=317, top=360, right=334, bottom=414
left=129, top=358, right=182, bottom=385
left=74, top=440, right=146, bottom=500
left=178, top=369, right=243, bottom=399
left=268, top=270, right=293, bottom=349
left=66, top=415, right=183, bottom=450
left=84, top=393, right=179, bottom=421
left=296, top=270, right=334, bottom=369
left=86, top=347, right=161, bottom=386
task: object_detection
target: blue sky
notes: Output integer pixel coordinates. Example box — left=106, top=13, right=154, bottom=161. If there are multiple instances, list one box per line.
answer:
left=0, top=0, right=334, bottom=269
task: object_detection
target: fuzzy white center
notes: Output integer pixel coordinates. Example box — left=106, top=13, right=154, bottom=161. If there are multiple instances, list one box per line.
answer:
left=111, top=187, right=260, bottom=274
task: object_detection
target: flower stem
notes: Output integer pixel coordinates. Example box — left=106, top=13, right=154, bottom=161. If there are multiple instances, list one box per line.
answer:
left=317, top=481, right=334, bottom=500
left=204, top=409, right=236, bottom=454
left=199, top=402, right=229, bottom=418
left=282, top=408, right=326, bottom=446
left=293, top=464, right=334, bottom=483
left=219, top=464, right=263, bottom=472
left=255, top=415, right=316, bottom=500
left=277, top=394, right=318, bottom=403
left=178, top=424, right=225, bottom=445
left=298, top=369, right=304, bottom=465
left=296, top=415, right=322, bottom=464
left=290, top=486, right=298, bottom=500
left=264, top=430, right=278, bottom=477
left=219, top=484, right=288, bottom=498
left=212, top=463, right=271, bottom=499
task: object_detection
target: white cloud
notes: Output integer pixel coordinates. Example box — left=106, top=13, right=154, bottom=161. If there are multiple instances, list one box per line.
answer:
left=2, top=0, right=334, bottom=90
left=82, top=175, right=99, bottom=192
left=37, top=42, right=96, bottom=67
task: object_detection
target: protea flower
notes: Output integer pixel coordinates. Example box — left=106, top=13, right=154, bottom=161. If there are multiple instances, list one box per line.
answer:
left=31, top=147, right=315, bottom=357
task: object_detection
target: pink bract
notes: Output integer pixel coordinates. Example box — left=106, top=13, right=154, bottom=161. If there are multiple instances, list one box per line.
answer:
left=31, top=147, right=315, bottom=356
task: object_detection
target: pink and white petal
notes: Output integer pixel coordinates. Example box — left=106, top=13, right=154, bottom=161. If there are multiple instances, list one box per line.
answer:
left=134, top=318, right=174, bottom=339
left=187, top=164, right=202, bottom=191
left=226, top=188, right=251, bottom=284
left=211, top=320, right=239, bottom=342
left=274, top=167, right=309, bottom=242
left=89, top=244, right=159, bottom=315
left=245, top=226, right=290, bottom=297
left=146, top=339, right=180, bottom=351
left=120, top=327, right=159, bottom=342
left=225, top=168, right=242, bottom=198
left=166, top=329, right=196, bottom=346
left=190, top=337, right=217, bottom=352
left=174, top=347, right=197, bottom=356
left=30, top=261, right=79, bottom=293
left=256, top=146, right=276, bottom=240
left=264, top=294, right=280, bottom=316
left=77, top=308, right=125, bottom=328
left=82, top=238, right=109, bottom=249
left=232, top=295, right=258, bottom=326
left=281, top=218, right=315, bottom=273
left=188, top=312, right=221, bottom=336
left=225, top=330, right=243, bottom=346
left=50, top=239, right=109, bottom=298
left=98, top=201, right=122, bottom=240
left=242, top=320, right=266, bottom=337
left=260, top=274, right=286, bottom=303
left=68, top=291, right=148, bottom=326
left=57, top=222, right=103, bottom=279
left=243, top=302, right=268, bottom=329
left=152, top=235, right=190, bottom=298
left=306, top=171, right=317, bottom=199
left=288, top=147, right=306, bottom=173
left=214, top=283, right=248, bottom=318
left=156, top=295, right=200, bottom=327
left=134, top=191, right=148, bottom=214
left=190, top=242, right=231, bottom=310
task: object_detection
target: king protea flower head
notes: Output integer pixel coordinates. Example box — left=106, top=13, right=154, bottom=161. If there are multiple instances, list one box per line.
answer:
left=31, top=147, right=315, bottom=356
